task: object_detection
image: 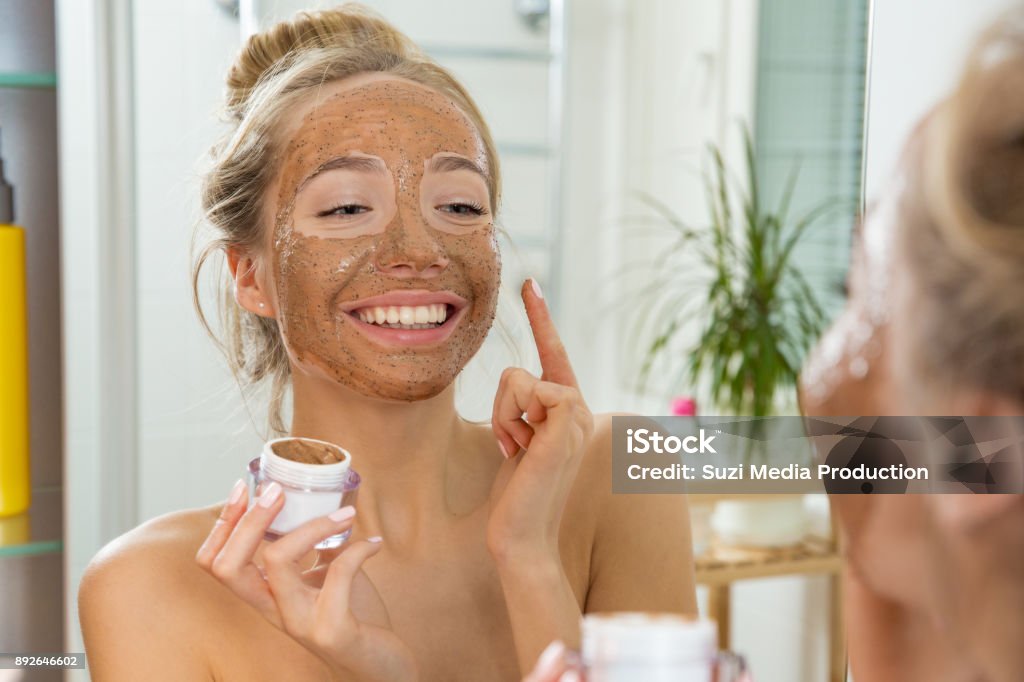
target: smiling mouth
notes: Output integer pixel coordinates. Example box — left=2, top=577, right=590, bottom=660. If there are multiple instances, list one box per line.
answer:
left=339, top=290, right=468, bottom=346
left=349, top=303, right=455, bottom=330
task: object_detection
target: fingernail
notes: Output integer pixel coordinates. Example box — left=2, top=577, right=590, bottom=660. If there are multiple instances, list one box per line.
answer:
left=530, top=277, right=544, bottom=299
left=535, top=640, right=566, bottom=676
left=559, top=670, right=581, bottom=682
left=228, top=478, right=246, bottom=505
left=258, top=481, right=282, bottom=508
left=497, top=440, right=510, bottom=459
left=329, top=505, right=356, bottom=522
left=367, top=536, right=383, bottom=543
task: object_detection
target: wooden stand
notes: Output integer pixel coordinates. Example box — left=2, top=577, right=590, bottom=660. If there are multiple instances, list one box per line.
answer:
left=694, top=498, right=847, bottom=682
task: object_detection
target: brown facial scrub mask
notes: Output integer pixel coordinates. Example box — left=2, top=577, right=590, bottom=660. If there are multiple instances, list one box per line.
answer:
left=271, top=438, right=347, bottom=464
left=267, top=77, right=502, bottom=402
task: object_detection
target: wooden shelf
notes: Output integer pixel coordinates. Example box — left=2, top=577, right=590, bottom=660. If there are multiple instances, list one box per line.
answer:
left=696, top=535, right=841, bottom=585
left=695, top=534, right=847, bottom=682
left=688, top=492, right=809, bottom=505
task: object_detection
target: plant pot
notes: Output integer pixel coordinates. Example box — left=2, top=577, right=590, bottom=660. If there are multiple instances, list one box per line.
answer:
left=709, top=496, right=808, bottom=548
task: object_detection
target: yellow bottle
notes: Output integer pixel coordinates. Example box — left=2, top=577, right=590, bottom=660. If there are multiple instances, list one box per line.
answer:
left=0, top=141, right=30, bottom=517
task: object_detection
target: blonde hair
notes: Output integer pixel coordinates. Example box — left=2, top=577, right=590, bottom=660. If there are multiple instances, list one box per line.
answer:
left=902, top=13, right=1024, bottom=401
left=192, top=4, right=503, bottom=434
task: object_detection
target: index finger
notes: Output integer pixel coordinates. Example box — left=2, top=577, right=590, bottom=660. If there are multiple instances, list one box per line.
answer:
left=521, top=278, right=578, bottom=387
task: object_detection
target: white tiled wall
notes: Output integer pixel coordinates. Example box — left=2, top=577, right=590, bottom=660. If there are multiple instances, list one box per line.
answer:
left=132, top=0, right=261, bottom=519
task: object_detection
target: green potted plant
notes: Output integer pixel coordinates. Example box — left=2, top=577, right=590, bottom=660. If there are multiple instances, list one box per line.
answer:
left=628, top=127, right=842, bottom=547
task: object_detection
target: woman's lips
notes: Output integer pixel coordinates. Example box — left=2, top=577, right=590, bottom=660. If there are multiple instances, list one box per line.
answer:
left=339, top=289, right=468, bottom=348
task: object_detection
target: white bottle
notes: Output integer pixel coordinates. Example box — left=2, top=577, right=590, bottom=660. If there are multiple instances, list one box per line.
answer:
left=582, top=613, right=747, bottom=682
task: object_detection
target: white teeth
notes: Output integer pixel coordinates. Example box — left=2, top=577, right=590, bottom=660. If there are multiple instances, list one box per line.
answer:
left=378, top=322, right=435, bottom=329
left=353, top=304, right=451, bottom=328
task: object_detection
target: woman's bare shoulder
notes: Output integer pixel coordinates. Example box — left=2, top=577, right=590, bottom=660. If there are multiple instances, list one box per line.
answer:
left=78, top=503, right=228, bottom=679
left=570, top=411, right=620, bottom=506
left=569, top=412, right=697, bottom=614
left=82, top=503, right=222, bottom=583
left=573, top=411, right=692, bottom=535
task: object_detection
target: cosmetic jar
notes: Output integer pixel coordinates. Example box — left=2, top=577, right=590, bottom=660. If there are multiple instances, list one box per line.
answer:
left=582, top=613, right=747, bottom=682
left=247, top=437, right=361, bottom=549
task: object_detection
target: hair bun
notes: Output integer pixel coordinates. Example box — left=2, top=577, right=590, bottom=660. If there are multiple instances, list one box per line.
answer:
left=224, top=3, right=422, bottom=119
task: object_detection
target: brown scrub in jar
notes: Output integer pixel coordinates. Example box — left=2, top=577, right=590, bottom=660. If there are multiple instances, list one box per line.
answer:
left=268, top=77, right=501, bottom=401
left=271, top=439, right=346, bottom=465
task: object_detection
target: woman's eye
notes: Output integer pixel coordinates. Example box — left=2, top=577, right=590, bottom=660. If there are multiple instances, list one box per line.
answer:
left=317, top=204, right=371, bottom=218
left=438, top=202, right=486, bottom=217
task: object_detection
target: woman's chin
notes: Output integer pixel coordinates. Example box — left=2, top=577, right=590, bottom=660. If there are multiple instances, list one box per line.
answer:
left=344, top=382, right=455, bottom=404
left=296, top=359, right=457, bottom=402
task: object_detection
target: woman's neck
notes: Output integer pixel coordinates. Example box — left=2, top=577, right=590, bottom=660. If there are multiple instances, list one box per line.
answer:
left=288, top=370, right=490, bottom=547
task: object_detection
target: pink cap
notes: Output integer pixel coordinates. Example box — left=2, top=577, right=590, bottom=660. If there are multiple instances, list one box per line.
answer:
left=670, top=397, right=697, bottom=416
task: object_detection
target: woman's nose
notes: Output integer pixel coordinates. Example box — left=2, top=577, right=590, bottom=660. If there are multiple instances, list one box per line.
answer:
left=373, top=214, right=449, bottom=279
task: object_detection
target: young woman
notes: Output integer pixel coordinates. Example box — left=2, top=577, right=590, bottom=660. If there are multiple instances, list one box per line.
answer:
left=77, top=6, right=696, bottom=681
left=799, top=16, right=1024, bottom=681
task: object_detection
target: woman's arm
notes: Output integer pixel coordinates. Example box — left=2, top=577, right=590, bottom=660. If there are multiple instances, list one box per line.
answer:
left=491, top=546, right=583, bottom=674
left=577, top=414, right=698, bottom=615
left=79, top=533, right=212, bottom=680
left=487, top=280, right=594, bottom=672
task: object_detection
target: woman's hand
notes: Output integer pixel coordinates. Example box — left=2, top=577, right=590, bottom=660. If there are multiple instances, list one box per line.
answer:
left=523, top=641, right=585, bottom=682
left=488, top=279, right=595, bottom=672
left=195, top=482, right=418, bottom=682
left=488, top=278, right=595, bottom=563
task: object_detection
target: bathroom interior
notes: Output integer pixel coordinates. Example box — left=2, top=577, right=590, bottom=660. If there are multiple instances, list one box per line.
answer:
left=0, top=0, right=1019, bottom=680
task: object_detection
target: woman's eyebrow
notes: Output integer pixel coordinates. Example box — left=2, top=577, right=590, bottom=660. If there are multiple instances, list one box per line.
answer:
left=298, top=155, right=387, bottom=191
left=319, top=155, right=387, bottom=173
left=427, top=154, right=488, bottom=180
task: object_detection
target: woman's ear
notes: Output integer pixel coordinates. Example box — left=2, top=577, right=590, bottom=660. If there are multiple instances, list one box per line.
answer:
left=226, top=246, right=275, bottom=317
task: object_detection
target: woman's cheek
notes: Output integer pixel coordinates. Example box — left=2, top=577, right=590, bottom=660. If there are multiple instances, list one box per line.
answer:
left=468, top=229, right=502, bottom=326
left=273, top=233, right=373, bottom=360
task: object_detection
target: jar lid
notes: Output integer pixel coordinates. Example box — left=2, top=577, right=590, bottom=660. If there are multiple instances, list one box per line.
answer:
left=582, top=613, right=717, bottom=664
left=260, top=437, right=351, bottom=490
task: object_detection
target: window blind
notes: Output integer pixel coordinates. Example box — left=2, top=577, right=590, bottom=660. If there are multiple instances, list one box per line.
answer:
left=754, top=0, right=870, bottom=318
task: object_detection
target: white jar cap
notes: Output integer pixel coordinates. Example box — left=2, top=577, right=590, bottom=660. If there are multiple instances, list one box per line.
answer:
left=261, top=437, right=351, bottom=490
left=582, top=613, right=717, bottom=664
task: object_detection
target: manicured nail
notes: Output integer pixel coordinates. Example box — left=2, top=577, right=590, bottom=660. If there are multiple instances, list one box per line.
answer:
left=497, top=440, right=510, bottom=459
left=329, top=505, right=356, bottom=522
left=367, top=536, right=383, bottom=543
left=535, top=640, right=566, bottom=676
left=228, top=478, right=246, bottom=505
left=258, top=481, right=282, bottom=508
left=530, top=277, right=544, bottom=299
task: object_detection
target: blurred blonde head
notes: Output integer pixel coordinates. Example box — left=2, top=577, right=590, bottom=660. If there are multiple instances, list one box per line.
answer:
left=896, top=12, right=1024, bottom=406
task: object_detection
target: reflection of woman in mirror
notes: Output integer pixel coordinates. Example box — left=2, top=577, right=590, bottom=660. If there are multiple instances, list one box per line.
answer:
left=800, top=15, right=1024, bottom=682
left=77, top=5, right=696, bottom=680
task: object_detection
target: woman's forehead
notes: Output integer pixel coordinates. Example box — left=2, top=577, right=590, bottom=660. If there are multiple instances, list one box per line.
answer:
left=281, top=76, right=482, bottom=153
